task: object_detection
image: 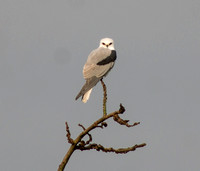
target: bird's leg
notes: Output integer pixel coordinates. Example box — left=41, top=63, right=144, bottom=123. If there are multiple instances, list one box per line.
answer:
left=100, top=79, right=107, bottom=116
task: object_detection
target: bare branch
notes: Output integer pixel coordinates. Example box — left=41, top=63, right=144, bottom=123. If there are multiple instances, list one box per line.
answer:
left=101, top=79, right=107, bottom=116
left=58, top=82, right=146, bottom=171
left=119, top=103, right=125, bottom=113
left=78, top=123, right=85, bottom=130
left=65, top=122, right=74, bottom=144
left=78, top=124, right=92, bottom=145
left=113, top=114, right=140, bottom=127
left=77, top=143, right=146, bottom=154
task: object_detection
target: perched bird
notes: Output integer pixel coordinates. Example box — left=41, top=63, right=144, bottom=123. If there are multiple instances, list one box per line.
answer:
left=75, top=38, right=117, bottom=103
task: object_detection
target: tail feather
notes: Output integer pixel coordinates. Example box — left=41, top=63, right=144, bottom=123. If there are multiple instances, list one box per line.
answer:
left=82, top=89, right=92, bottom=103
left=75, top=76, right=101, bottom=102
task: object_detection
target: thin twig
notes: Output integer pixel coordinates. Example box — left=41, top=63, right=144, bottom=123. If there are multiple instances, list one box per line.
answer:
left=65, top=122, right=74, bottom=144
left=78, top=124, right=92, bottom=144
left=101, top=79, right=107, bottom=116
left=113, top=114, right=140, bottom=127
left=77, top=143, right=146, bottom=154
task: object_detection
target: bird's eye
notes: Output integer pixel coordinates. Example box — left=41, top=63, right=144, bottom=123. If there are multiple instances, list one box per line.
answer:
left=102, top=43, right=105, bottom=45
left=109, top=42, right=112, bottom=45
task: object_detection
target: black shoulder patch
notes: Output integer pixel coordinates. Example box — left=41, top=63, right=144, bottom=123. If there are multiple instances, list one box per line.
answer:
left=97, top=50, right=117, bottom=65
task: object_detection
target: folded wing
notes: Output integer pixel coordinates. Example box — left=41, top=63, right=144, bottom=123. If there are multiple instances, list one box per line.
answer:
left=75, top=47, right=117, bottom=102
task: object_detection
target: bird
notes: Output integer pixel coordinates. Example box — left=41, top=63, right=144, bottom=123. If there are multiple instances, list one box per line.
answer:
left=75, top=38, right=117, bottom=103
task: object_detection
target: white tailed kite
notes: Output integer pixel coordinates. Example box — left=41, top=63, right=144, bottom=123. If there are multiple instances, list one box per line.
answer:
left=75, top=38, right=117, bottom=103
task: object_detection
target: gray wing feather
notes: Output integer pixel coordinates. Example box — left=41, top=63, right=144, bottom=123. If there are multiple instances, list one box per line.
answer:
left=75, top=76, right=100, bottom=100
left=75, top=47, right=115, bottom=101
left=83, top=47, right=114, bottom=79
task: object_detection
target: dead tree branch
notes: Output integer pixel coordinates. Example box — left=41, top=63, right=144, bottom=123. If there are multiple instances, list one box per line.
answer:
left=113, top=114, right=140, bottom=127
left=58, top=80, right=146, bottom=171
left=77, top=143, right=146, bottom=154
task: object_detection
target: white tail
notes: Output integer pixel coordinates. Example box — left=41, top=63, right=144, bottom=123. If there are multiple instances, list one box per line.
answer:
left=82, top=89, right=93, bottom=103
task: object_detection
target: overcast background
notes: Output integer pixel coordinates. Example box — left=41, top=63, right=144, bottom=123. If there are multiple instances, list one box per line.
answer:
left=1, top=0, right=200, bottom=170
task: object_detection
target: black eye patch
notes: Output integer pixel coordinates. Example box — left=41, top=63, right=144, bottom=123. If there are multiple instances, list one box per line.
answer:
left=109, top=42, right=112, bottom=45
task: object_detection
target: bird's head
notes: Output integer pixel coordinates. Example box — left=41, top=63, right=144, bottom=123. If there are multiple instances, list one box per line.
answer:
left=99, top=38, right=115, bottom=50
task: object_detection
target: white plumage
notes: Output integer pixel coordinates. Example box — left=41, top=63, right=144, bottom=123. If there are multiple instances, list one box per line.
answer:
left=75, top=38, right=117, bottom=103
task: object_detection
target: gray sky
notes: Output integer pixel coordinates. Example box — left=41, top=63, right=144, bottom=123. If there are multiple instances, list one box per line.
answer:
left=1, top=0, right=200, bottom=170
